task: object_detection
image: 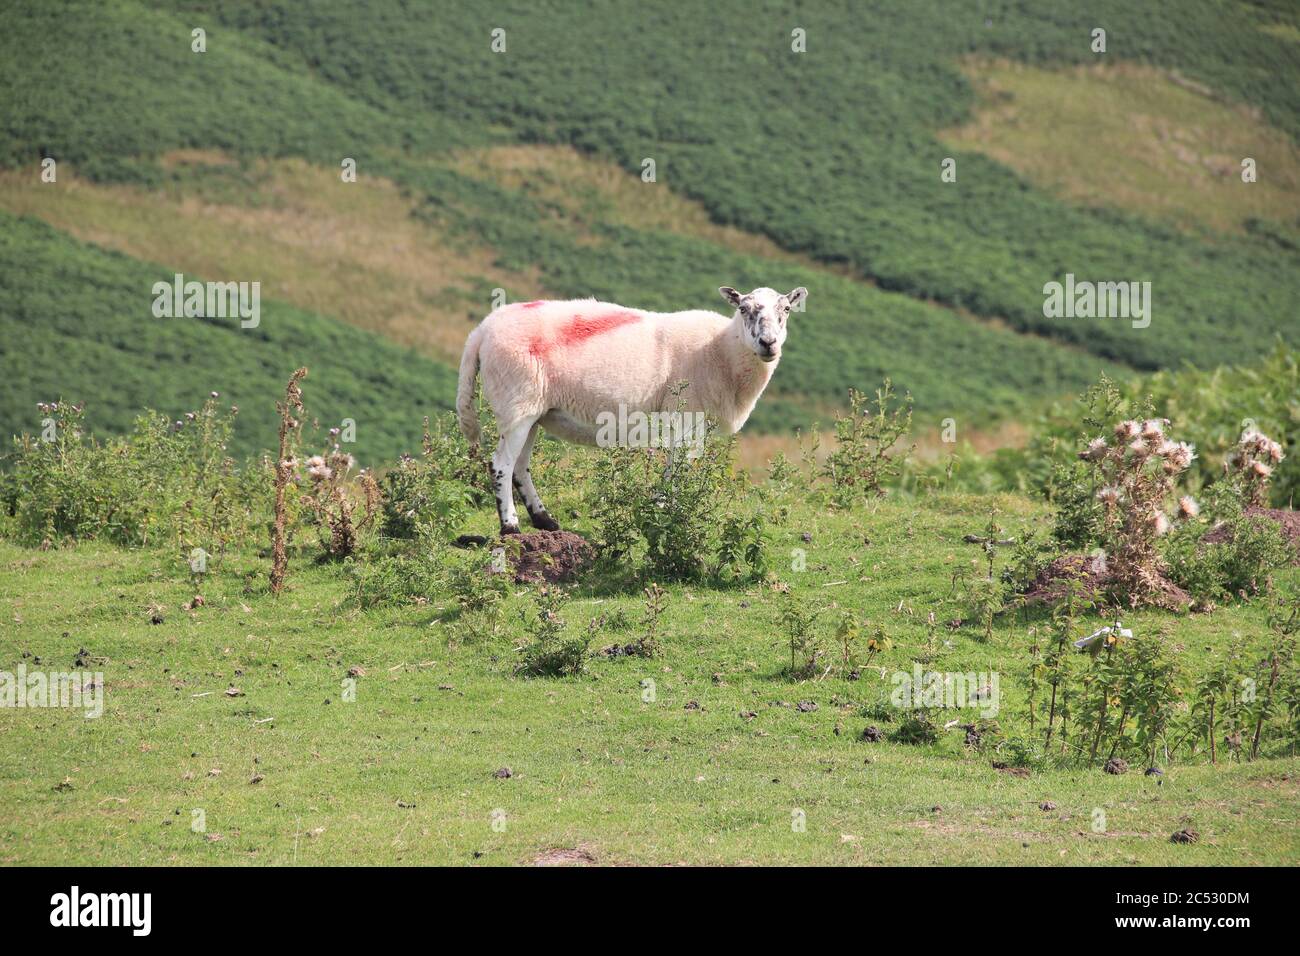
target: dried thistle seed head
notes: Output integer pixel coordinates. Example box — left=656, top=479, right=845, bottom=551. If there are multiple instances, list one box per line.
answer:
left=1096, top=485, right=1121, bottom=505
left=1080, top=437, right=1108, bottom=461
left=1167, top=442, right=1195, bottom=472
left=1178, top=496, right=1199, bottom=519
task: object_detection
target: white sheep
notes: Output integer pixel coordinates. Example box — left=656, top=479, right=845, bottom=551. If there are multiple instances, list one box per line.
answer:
left=456, top=285, right=807, bottom=534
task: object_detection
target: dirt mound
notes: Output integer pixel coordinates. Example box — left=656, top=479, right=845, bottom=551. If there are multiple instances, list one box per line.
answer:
left=509, top=530, right=594, bottom=584
left=1203, top=508, right=1300, bottom=562
left=1021, top=552, right=1190, bottom=610
left=529, top=845, right=597, bottom=866
left=1020, top=553, right=1107, bottom=605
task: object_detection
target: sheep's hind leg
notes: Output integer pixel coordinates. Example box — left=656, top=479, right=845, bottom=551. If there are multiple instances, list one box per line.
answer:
left=491, top=416, right=538, bottom=536
left=512, top=423, right=560, bottom=532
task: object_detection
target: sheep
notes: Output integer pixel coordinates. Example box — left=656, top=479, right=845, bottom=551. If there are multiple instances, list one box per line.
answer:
left=456, top=285, right=807, bottom=535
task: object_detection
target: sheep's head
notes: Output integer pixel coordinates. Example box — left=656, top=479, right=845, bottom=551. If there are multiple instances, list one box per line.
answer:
left=719, top=285, right=807, bottom=363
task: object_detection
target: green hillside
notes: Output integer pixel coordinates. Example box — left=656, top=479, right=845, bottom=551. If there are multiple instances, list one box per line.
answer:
left=0, top=213, right=457, bottom=462
left=179, top=0, right=1300, bottom=368
left=0, top=0, right=1297, bottom=451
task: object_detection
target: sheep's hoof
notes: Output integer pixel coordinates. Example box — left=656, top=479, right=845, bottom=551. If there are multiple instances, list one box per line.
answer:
left=529, top=511, right=561, bottom=532
left=499, top=523, right=522, bottom=537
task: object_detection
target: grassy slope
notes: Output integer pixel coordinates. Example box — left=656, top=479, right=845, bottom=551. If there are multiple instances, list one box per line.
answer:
left=1, top=491, right=1296, bottom=866
left=0, top=212, right=458, bottom=463
left=2, top=0, right=1297, bottom=452
left=0, top=156, right=547, bottom=364
left=0, top=149, right=1116, bottom=436
left=941, top=60, right=1300, bottom=234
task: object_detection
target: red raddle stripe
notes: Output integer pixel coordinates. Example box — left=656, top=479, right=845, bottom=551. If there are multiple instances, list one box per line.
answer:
left=530, top=310, right=641, bottom=357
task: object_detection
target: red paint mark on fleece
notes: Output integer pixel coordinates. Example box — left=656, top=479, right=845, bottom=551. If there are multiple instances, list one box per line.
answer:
left=518, top=300, right=546, bottom=309
left=529, top=310, right=641, bottom=359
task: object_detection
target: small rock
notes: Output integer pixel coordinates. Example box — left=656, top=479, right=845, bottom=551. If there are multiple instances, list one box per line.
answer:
left=739, top=710, right=758, bottom=720
left=1039, top=801, right=1057, bottom=811
left=249, top=774, right=264, bottom=785
left=1170, top=828, right=1199, bottom=845
left=683, top=700, right=701, bottom=711
left=224, top=686, right=244, bottom=698
left=800, top=532, right=813, bottom=543
left=1104, top=757, right=1129, bottom=775
left=493, top=767, right=513, bottom=779
left=796, top=700, right=818, bottom=713
left=347, top=665, right=366, bottom=678
left=861, top=726, right=884, bottom=742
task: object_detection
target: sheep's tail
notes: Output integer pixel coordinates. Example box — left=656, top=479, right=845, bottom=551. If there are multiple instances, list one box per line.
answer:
left=456, top=324, right=484, bottom=448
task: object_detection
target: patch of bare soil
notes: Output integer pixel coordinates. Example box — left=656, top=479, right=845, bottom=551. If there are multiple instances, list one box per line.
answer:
left=1020, top=553, right=1190, bottom=610
left=529, top=845, right=597, bottom=867
left=509, top=531, right=594, bottom=584
left=1203, top=508, right=1300, bottom=562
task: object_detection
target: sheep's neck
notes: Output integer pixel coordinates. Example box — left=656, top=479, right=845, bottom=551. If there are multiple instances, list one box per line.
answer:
left=719, top=323, right=776, bottom=432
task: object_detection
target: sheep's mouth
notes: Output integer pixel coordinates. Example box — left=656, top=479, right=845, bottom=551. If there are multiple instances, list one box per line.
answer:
left=758, top=349, right=779, bottom=362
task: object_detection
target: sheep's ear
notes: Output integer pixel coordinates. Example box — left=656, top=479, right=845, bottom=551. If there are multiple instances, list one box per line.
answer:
left=786, top=287, right=808, bottom=311
left=718, top=286, right=742, bottom=308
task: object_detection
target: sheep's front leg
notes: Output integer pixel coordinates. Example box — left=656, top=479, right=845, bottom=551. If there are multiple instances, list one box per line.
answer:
left=512, top=423, right=561, bottom=532
left=491, top=417, right=538, bottom=535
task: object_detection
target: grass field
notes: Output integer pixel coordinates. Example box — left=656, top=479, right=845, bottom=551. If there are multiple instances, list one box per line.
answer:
left=2, top=0, right=1298, bottom=871
left=3, top=490, right=1296, bottom=866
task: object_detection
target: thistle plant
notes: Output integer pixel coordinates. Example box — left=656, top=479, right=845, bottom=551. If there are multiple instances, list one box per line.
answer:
left=270, top=368, right=307, bottom=595
left=958, top=515, right=1014, bottom=641
left=780, top=594, right=823, bottom=679
left=819, top=380, right=914, bottom=506
left=517, top=586, right=588, bottom=677
left=1080, top=417, right=1197, bottom=606
left=1225, top=428, right=1285, bottom=508
left=635, top=583, right=667, bottom=658
left=300, top=446, right=380, bottom=560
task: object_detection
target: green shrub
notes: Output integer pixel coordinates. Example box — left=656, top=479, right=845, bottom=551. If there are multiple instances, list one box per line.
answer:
left=1165, top=482, right=1291, bottom=602
left=379, top=415, right=483, bottom=540
left=3, top=397, right=264, bottom=551
left=587, top=423, right=756, bottom=582
left=779, top=594, right=824, bottom=679
left=517, top=586, right=588, bottom=677
left=349, top=545, right=448, bottom=609
left=816, top=381, right=914, bottom=507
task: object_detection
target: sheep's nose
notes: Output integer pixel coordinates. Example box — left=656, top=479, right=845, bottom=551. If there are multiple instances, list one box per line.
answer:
left=759, top=336, right=777, bottom=348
